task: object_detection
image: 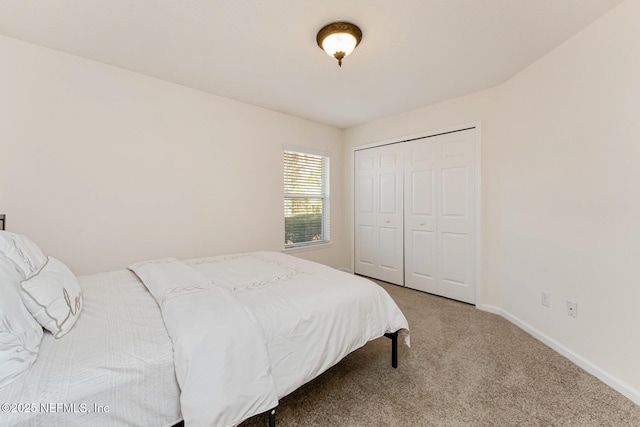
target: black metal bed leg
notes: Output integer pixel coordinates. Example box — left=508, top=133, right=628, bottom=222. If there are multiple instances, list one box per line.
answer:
left=269, top=408, right=276, bottom=427
left=384, top=331, right=399, bottom=368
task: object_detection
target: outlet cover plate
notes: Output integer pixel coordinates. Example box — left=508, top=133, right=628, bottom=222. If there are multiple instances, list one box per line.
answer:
left=541, top=291, right=551, bottom=307
left=567, top=300, right=578, bottom=318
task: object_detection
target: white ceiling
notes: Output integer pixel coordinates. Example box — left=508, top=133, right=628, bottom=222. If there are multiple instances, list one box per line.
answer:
left=0, top=0, right=624, bottom=129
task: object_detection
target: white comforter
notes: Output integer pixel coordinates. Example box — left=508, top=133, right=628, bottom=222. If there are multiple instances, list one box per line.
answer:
left=130, top=251, right=409, bottom=427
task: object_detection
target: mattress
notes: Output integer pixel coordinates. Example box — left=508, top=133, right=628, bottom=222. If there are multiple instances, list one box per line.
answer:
left=0, top=269, right=181, bottom=427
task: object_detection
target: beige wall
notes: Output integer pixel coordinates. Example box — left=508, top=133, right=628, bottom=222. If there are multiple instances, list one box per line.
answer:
left=0, top=36, right=344, bottom=274
left=498, top=0, right=640, bottom=396
left=343, top=0, right=639, bottom=402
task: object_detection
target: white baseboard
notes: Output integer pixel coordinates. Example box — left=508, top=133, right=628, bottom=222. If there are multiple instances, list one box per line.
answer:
left=477, top=304, right=640, bottom=406
left=476, top=303, right=502, bottom=316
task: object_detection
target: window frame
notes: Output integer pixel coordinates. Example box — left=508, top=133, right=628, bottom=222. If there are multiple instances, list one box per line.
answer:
left=283, top=146, right=331, bottom=251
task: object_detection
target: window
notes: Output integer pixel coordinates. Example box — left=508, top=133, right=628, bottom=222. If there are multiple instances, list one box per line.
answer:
left=284, top=148, right=330, bottom=249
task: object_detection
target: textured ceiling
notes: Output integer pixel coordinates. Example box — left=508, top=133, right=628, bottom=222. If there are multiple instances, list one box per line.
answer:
left=0, top=0, right=624, bottom=128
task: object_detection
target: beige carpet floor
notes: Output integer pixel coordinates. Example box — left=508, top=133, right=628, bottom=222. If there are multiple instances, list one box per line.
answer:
left=240, top=281, right=640, bottom=426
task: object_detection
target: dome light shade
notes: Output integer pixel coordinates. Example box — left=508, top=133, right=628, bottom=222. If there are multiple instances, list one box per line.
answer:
left=316, top=22, right=362, bottom=67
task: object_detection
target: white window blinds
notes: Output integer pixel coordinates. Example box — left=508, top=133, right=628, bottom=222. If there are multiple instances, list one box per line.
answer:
left=284, top=149, right=330, bottom=248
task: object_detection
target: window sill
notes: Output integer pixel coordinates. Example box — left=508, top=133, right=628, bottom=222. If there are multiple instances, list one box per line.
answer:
left=282, top=242, right=333, bottom=254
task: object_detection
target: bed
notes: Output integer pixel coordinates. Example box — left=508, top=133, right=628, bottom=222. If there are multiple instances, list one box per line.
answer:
left=0, top=232, right=409, bottom=427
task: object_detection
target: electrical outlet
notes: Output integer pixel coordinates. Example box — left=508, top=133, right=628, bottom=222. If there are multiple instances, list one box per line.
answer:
left=566, top=300, right=578, bottom=318
left=541, top=291, right=550, bottom=308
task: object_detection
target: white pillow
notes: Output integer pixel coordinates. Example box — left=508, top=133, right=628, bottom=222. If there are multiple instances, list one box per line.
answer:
left=0, top=256, right=43, bottom=388
left=0, top=231, right=47, bottom=280
left=20, top=257, right=83, bottom=339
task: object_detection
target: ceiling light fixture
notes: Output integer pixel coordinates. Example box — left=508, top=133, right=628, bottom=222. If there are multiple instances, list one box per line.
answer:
left=316, top=21, right=362, bottom=67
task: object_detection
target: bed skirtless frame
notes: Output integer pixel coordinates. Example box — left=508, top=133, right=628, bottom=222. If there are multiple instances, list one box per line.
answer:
left=266, top=331, right=400, bottom=427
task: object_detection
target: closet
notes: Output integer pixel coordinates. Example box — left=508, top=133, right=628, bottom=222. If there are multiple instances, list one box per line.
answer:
left=354, top=127, right=478, bottom=304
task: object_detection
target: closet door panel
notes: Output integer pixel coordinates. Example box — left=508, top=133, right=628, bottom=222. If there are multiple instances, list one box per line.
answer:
left=441, top=232, right=468, bottom=284
left=440, top=231, right=473, bottom=302
left=354, top=146, right=403, bottom=285
left=357, top=225, right=375, bottom=266
left=379, top=173, right=399, bottom=214
left=436, top=129, right=476, bottom=304
left=375, top=145, right=403, bottom=284
left=358, top=175, right=375, bottom=214
left=408, top=230, right=435, bottom=291
left=441, top=166, right=469, bottom=218
left=404, top=140, right=437, bottom=292
left=379, top=226, right=401, bottom=270
left=354, top=150, right=379, bottom=278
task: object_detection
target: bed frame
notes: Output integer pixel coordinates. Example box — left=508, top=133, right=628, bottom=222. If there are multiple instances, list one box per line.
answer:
left=266, top=331, right=398, bottom=426
left=266, top=331, right=399, bottom=426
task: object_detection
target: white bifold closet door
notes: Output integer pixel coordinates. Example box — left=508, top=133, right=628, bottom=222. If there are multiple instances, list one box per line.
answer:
left=404, top=129, right=476, bottom=304
left=355, top=128, right=477, bottom=304
left=354, top=144, right=403, bottom=285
